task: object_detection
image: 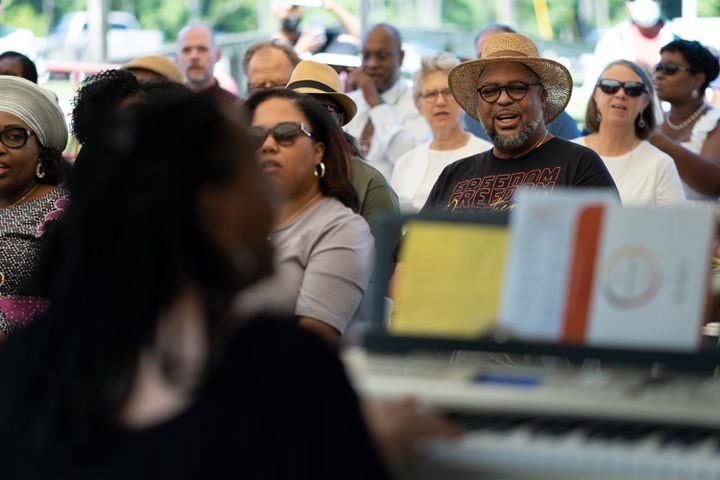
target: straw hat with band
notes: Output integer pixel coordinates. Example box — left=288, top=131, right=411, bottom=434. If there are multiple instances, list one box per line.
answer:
left=448, top=32, right=572, bottom=125
left=122, top=55, right=185, bottom=84
left=286, top=60, right=357, bottom=125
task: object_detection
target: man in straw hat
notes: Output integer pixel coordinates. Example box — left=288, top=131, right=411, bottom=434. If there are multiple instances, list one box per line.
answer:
left=422, top=32, right=617, bottom=213
left=286, top=59, right=400, bottom=242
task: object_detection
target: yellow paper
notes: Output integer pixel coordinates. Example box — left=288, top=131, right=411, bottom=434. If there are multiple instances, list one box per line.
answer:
left=390, top=221, right=509, bottom=338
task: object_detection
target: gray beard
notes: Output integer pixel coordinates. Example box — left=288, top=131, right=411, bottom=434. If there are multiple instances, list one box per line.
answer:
left=487, top=118, right=540, bottom=150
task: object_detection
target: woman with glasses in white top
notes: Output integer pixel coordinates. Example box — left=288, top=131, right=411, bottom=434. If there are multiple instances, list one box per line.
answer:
left=390, top=52, right=491, bottom=212
left=239, top=89, right=374, bottom=343
left=650, top=39, right=720, bottom=205
left=574, top=59, right=685, bottom=206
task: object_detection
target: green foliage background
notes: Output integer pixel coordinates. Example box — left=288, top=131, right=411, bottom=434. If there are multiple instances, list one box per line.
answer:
left=2, top=0, right=719, bottom=41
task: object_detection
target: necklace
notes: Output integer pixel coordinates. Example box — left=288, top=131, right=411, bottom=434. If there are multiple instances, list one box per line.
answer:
left=665, top=104, right=706, bottom=131
left=498, top=131, right=549, bottom=159
left=2, top=183, right=39, bottom=209
left=273, top=192, right=322, bottom=234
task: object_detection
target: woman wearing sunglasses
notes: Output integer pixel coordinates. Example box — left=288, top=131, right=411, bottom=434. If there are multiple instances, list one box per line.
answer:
left=0, top=76, right=69, bottom=338
left=241, top=89, right=374, bottom=342
left=574, top=60, right=685, bottom=206
left=650, top=39, right=720, bottom=205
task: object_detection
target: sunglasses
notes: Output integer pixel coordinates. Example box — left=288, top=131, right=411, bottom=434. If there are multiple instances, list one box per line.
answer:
left=477, top=81, right=541, bottom=103
left=248, top=122, right=315, bottom=149
left=654, top=63, right=695, bottom=76
left=596, top=79, right=646, bottom=97
left=0, top=126, right=34, bottom=149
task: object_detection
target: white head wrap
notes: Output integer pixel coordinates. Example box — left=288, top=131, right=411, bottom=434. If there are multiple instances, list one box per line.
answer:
left=0, top=75, right=68, bottom=151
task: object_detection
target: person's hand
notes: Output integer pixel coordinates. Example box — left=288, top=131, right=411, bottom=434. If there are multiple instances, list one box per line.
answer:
left=363, top=397, right=463, bottom=470
left=294, top=25, right=327, bottom=56
left=347, top=68, right=382, bottom=107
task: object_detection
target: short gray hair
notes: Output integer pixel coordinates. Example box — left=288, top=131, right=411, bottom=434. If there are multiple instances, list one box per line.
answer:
left=412, top=51, right=461, bottom=99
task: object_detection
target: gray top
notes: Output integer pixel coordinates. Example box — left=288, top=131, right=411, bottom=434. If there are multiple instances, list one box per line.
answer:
left=237, top=197, right=374, bottom=333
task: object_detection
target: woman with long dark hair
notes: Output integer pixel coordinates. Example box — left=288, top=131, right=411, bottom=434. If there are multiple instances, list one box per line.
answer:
left=240, top=89, right=375, bottom=342
left=0, top=95, right=392, bottom=479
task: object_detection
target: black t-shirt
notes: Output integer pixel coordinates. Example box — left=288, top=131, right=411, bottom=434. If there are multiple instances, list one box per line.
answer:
left=0, top=316, right=391, bottom=480
left=422, top=137, right=617, bottom=213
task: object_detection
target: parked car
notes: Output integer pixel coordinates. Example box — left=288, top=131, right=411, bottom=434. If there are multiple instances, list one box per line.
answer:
left=43, top=11, right=164, bottom=62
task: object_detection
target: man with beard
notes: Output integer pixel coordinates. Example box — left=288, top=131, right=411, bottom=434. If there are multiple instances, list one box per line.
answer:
left=422, top=32, right=617, bottom=213
left=176, top=23, right=239, bottom=105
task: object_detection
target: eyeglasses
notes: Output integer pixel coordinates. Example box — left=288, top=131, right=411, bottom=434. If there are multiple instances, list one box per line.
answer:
left=477, top=81, right=542, bottom=103
left=596, top=79, right=647, bottom=97
left=417, top=88, right=453, bottom=102
left=248, top=122, right=315, bottom=149
left=247, top=82, right=286, bottom=95
left=0, top=127, right=34, bottom=149
left=654, top=63, right=695, bottom=76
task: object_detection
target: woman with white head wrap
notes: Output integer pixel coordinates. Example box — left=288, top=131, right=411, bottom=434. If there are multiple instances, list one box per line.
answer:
left=0, top=75, right=69, bottom=337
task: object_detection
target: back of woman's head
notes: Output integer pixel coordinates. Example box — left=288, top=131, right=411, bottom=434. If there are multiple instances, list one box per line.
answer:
left=71, top=69, right=142, bottom=145
left=661, top=39, right=720, bottom=92
left=245, top=89, right=357, bottom=209
left=585, top=59, right=658, bottom=139
left=0, top=94, right=256, bottom=454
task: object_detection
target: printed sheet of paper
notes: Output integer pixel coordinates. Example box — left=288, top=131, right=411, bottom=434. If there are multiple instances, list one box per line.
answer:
left=500, top=189, right=618, bottom=340
left=390, top=221, right=509, bottom=338
left=587, top=207, right=714, bottom=351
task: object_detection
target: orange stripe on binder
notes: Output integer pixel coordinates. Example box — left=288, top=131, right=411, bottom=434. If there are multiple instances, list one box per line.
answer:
left=562, top=205, right=605, bottom=343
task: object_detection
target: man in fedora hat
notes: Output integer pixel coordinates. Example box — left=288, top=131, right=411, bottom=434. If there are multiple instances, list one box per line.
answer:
left=422, top=32, right=616, bottom=213
left=286, top=59, right=400, bottom=242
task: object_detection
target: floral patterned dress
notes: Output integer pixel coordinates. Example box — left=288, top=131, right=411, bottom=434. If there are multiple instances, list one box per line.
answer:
left=0, top=187, right=69, bottom=334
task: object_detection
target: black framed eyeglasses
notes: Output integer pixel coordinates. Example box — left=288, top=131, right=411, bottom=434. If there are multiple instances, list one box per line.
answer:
left=417, top=88, right=453, bottom=102
left=596, top=79, right=647, bottom=97
left=654, top=63, right=695, bottom=76
left=477, top=81, right=542, bottom=103
left=248, top=122, right=315, bottom=149
left=0, top=127, right=34, bottom=149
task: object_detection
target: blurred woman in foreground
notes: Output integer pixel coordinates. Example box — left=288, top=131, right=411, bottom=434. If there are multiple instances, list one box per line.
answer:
left=650, top=39, right=720, bottom=204
left=0, top=96, right=395, bottom=479
left=0, top=76, right=69, bottom=337
left=575, top=59, right=685, bottom=205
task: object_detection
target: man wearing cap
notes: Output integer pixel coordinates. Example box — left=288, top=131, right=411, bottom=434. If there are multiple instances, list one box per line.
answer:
left=177, top=23, right=239, bottom=104
left=423, top=32, right=616, bottom=213
left=286, top=59, right=400, bottom=242
left=343, top=23, right=431, bottom=180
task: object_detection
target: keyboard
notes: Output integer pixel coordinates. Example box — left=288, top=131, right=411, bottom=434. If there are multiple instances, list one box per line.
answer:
left=342, top=347, right=720, bottom=479
left=413, top=413, right=720, bottom=480
left=343, top=348, right=720, bottom=427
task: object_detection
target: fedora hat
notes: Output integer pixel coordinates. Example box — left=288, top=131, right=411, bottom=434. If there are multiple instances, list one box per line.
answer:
left=122, top=55, right=184, bottom=84
left=286, top=60, right=357, bottom=125
left=448, top=32, right=572, bottom=124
